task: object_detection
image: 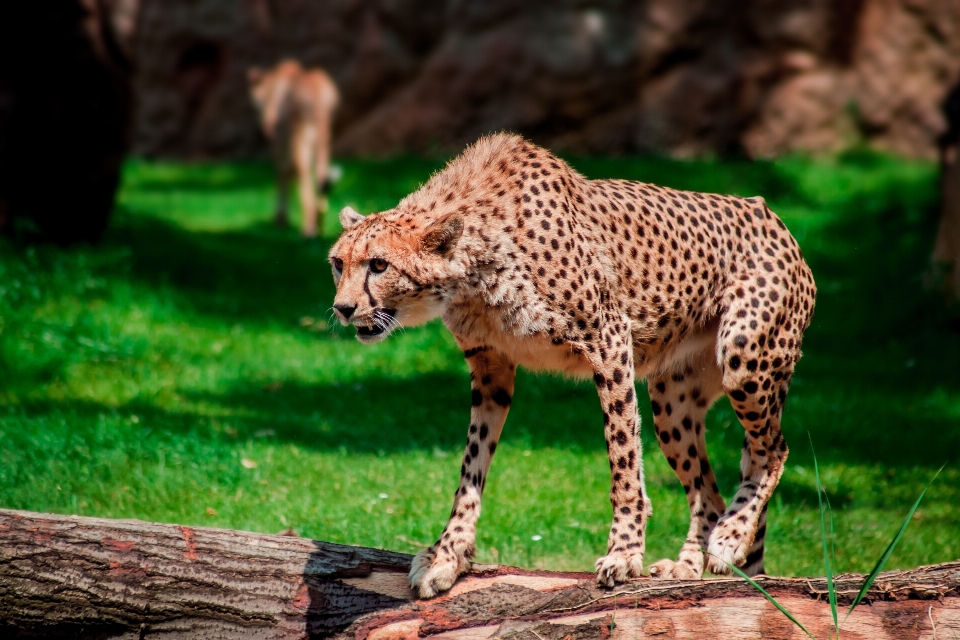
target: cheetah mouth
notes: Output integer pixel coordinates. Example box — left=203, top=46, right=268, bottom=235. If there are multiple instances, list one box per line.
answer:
left=354, top=308, right=398, bottom=343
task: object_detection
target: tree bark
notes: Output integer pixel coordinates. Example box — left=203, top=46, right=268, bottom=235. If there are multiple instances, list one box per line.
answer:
left=932, top=152, right=960, bottom=301
left=931, top=81, right=960, bottom=301
left=1, top=509, right=957, bottom=639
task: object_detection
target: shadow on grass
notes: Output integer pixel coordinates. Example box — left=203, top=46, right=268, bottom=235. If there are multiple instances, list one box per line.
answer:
left=13, top=354, right=960, bottom=471
left=105, top=210, right=337, bottom=324
left=801, top=201, right=954, bottom=349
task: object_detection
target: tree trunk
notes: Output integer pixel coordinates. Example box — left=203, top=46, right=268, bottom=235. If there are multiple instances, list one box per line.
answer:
left=931, top=81, right=960, bottom=302
left=0, top=1, right=131, bottom=244
left=932, top=153, right=960, bottom=301
left=1, top=509, right=957, bottom=639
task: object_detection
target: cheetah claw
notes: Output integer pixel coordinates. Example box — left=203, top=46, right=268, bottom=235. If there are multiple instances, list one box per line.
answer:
left=594, top=551, right=644, bottom=587
left=706, top=527, right=749, bottom=575
left=409, top=545, right=471, bottom=599
left=648, top=557, right=702, bottom=580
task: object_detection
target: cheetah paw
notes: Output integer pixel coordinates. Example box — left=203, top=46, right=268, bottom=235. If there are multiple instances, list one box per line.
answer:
left=647, top=557, right=702, bottom=580
left=408, top=545, right=471, bottom=599
left=594, top=551, right=644, bottom=588
left=705, top=527, right=749, bottom=575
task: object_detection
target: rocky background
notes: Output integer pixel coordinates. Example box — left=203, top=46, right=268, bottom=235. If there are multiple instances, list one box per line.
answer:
left=126, top=0, right=960, bottom=159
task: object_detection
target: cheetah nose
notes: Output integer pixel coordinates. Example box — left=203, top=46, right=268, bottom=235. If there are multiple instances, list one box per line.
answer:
left=334, top=304, right=356, bottom=320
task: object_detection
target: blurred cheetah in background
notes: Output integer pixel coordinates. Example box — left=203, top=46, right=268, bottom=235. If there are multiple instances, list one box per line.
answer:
left=248, top=59, right=338, bottom=237
left=329, top=133, right=816, bottom=598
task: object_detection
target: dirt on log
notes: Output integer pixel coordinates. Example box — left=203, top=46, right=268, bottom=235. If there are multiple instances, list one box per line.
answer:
left=0, top=509, right=958, bottom=639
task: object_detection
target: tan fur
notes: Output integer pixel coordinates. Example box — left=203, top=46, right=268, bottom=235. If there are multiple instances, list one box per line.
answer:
left=248, top=59, right=338, bottom=237
left=329, top=134, right=816, bottom=597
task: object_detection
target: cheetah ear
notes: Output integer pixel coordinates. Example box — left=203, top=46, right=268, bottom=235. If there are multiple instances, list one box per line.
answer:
left=421, top=214, right=463, bottom=256
left=339, top=206, right=365, bottom=230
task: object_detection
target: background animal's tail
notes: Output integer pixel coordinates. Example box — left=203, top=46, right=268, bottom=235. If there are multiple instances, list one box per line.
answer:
left=313, top=73, right=338, bottom=201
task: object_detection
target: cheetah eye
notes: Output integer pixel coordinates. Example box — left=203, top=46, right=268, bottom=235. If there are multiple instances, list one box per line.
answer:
left=332, top=257, right=344, bottom=272
left=370, top=258, right=389, bottom=273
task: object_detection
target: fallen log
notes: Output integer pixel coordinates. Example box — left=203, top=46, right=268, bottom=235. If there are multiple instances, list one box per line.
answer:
left=0, top=509, right=957, bottom=639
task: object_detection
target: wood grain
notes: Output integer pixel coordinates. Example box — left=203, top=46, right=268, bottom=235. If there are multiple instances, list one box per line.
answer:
left=1, top=509, right=957, bottom=639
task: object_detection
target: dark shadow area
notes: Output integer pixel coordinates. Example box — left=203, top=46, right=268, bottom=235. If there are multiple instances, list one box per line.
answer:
left=802, top=202, right=953, bottom=352
left=303, top=541, right=410, bottom=639
left=10, top=352, right=959, bottom=473
left=0, top=622, right=131, bottom=640
left=0, top=1, right=131, bottom=245
left=104, top=210, right=337, bottom=325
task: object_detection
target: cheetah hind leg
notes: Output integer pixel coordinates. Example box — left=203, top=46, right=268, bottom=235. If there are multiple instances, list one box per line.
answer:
left=648, top=559, right=698, bottom=580
left=706, top=330, right=794, bottom=576
left=408, top=543, right=473, bottom=599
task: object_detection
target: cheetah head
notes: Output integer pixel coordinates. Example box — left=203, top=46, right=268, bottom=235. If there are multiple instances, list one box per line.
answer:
left=329, top=206, right=464, bottom=344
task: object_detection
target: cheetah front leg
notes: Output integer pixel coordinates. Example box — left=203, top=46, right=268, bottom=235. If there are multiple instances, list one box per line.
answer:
left=587, top=322, right=651, bottom=587
left=408, top=344, right=515, bottom=598
left=646, top=350, right=726, bottom=580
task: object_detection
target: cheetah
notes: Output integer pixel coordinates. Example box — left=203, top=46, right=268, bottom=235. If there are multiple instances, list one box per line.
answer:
left=248, top=59, right=338, bottom=237
left=329, top=134, right=816, bottom=598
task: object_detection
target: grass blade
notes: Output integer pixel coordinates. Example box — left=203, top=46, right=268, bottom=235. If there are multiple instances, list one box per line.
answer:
left=725, top=561, right=817, bottom=640
left=843, top=465, right=944, bottom=624
left=828, top=493, right=839, bottom=638
left=810, top=435, right=838, bottom=635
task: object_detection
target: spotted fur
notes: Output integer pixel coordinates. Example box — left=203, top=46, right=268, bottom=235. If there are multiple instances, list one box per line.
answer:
left=329, top=134, right=816, bottom=597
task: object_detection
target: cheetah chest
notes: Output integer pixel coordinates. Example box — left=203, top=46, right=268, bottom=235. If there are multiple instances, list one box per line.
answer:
left=444, top=302, right=594, bottom=378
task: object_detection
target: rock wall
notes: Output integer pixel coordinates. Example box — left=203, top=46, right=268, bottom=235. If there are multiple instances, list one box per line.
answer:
left=129, top=0, right=960, bottom=159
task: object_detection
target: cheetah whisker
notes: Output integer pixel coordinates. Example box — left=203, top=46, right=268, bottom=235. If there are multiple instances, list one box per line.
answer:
left=375, top=309, right=405, bottom=337
left=324, top=307, right=343, bottom=337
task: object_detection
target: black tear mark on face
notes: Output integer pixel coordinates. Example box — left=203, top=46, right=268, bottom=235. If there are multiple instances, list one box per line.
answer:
left=362, top=270, right=378, bottom=308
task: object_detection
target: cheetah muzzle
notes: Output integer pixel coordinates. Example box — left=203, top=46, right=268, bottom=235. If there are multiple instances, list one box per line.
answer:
left=329, top=134, right=816, bottom=598
left=352, top=308, right=398, bottom=342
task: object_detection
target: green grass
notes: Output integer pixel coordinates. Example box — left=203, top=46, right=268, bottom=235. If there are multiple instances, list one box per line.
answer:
left=1, top=151, right=958, bottom=576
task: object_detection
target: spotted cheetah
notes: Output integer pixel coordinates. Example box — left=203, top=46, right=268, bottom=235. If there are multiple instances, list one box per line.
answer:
left=329, top=134, right=816, bottom=598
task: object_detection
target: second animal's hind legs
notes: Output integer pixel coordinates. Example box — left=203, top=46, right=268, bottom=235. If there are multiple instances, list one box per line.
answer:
left=647, top=349, right=726, bottom=580
left=294, top=139, right=319, bottom=238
